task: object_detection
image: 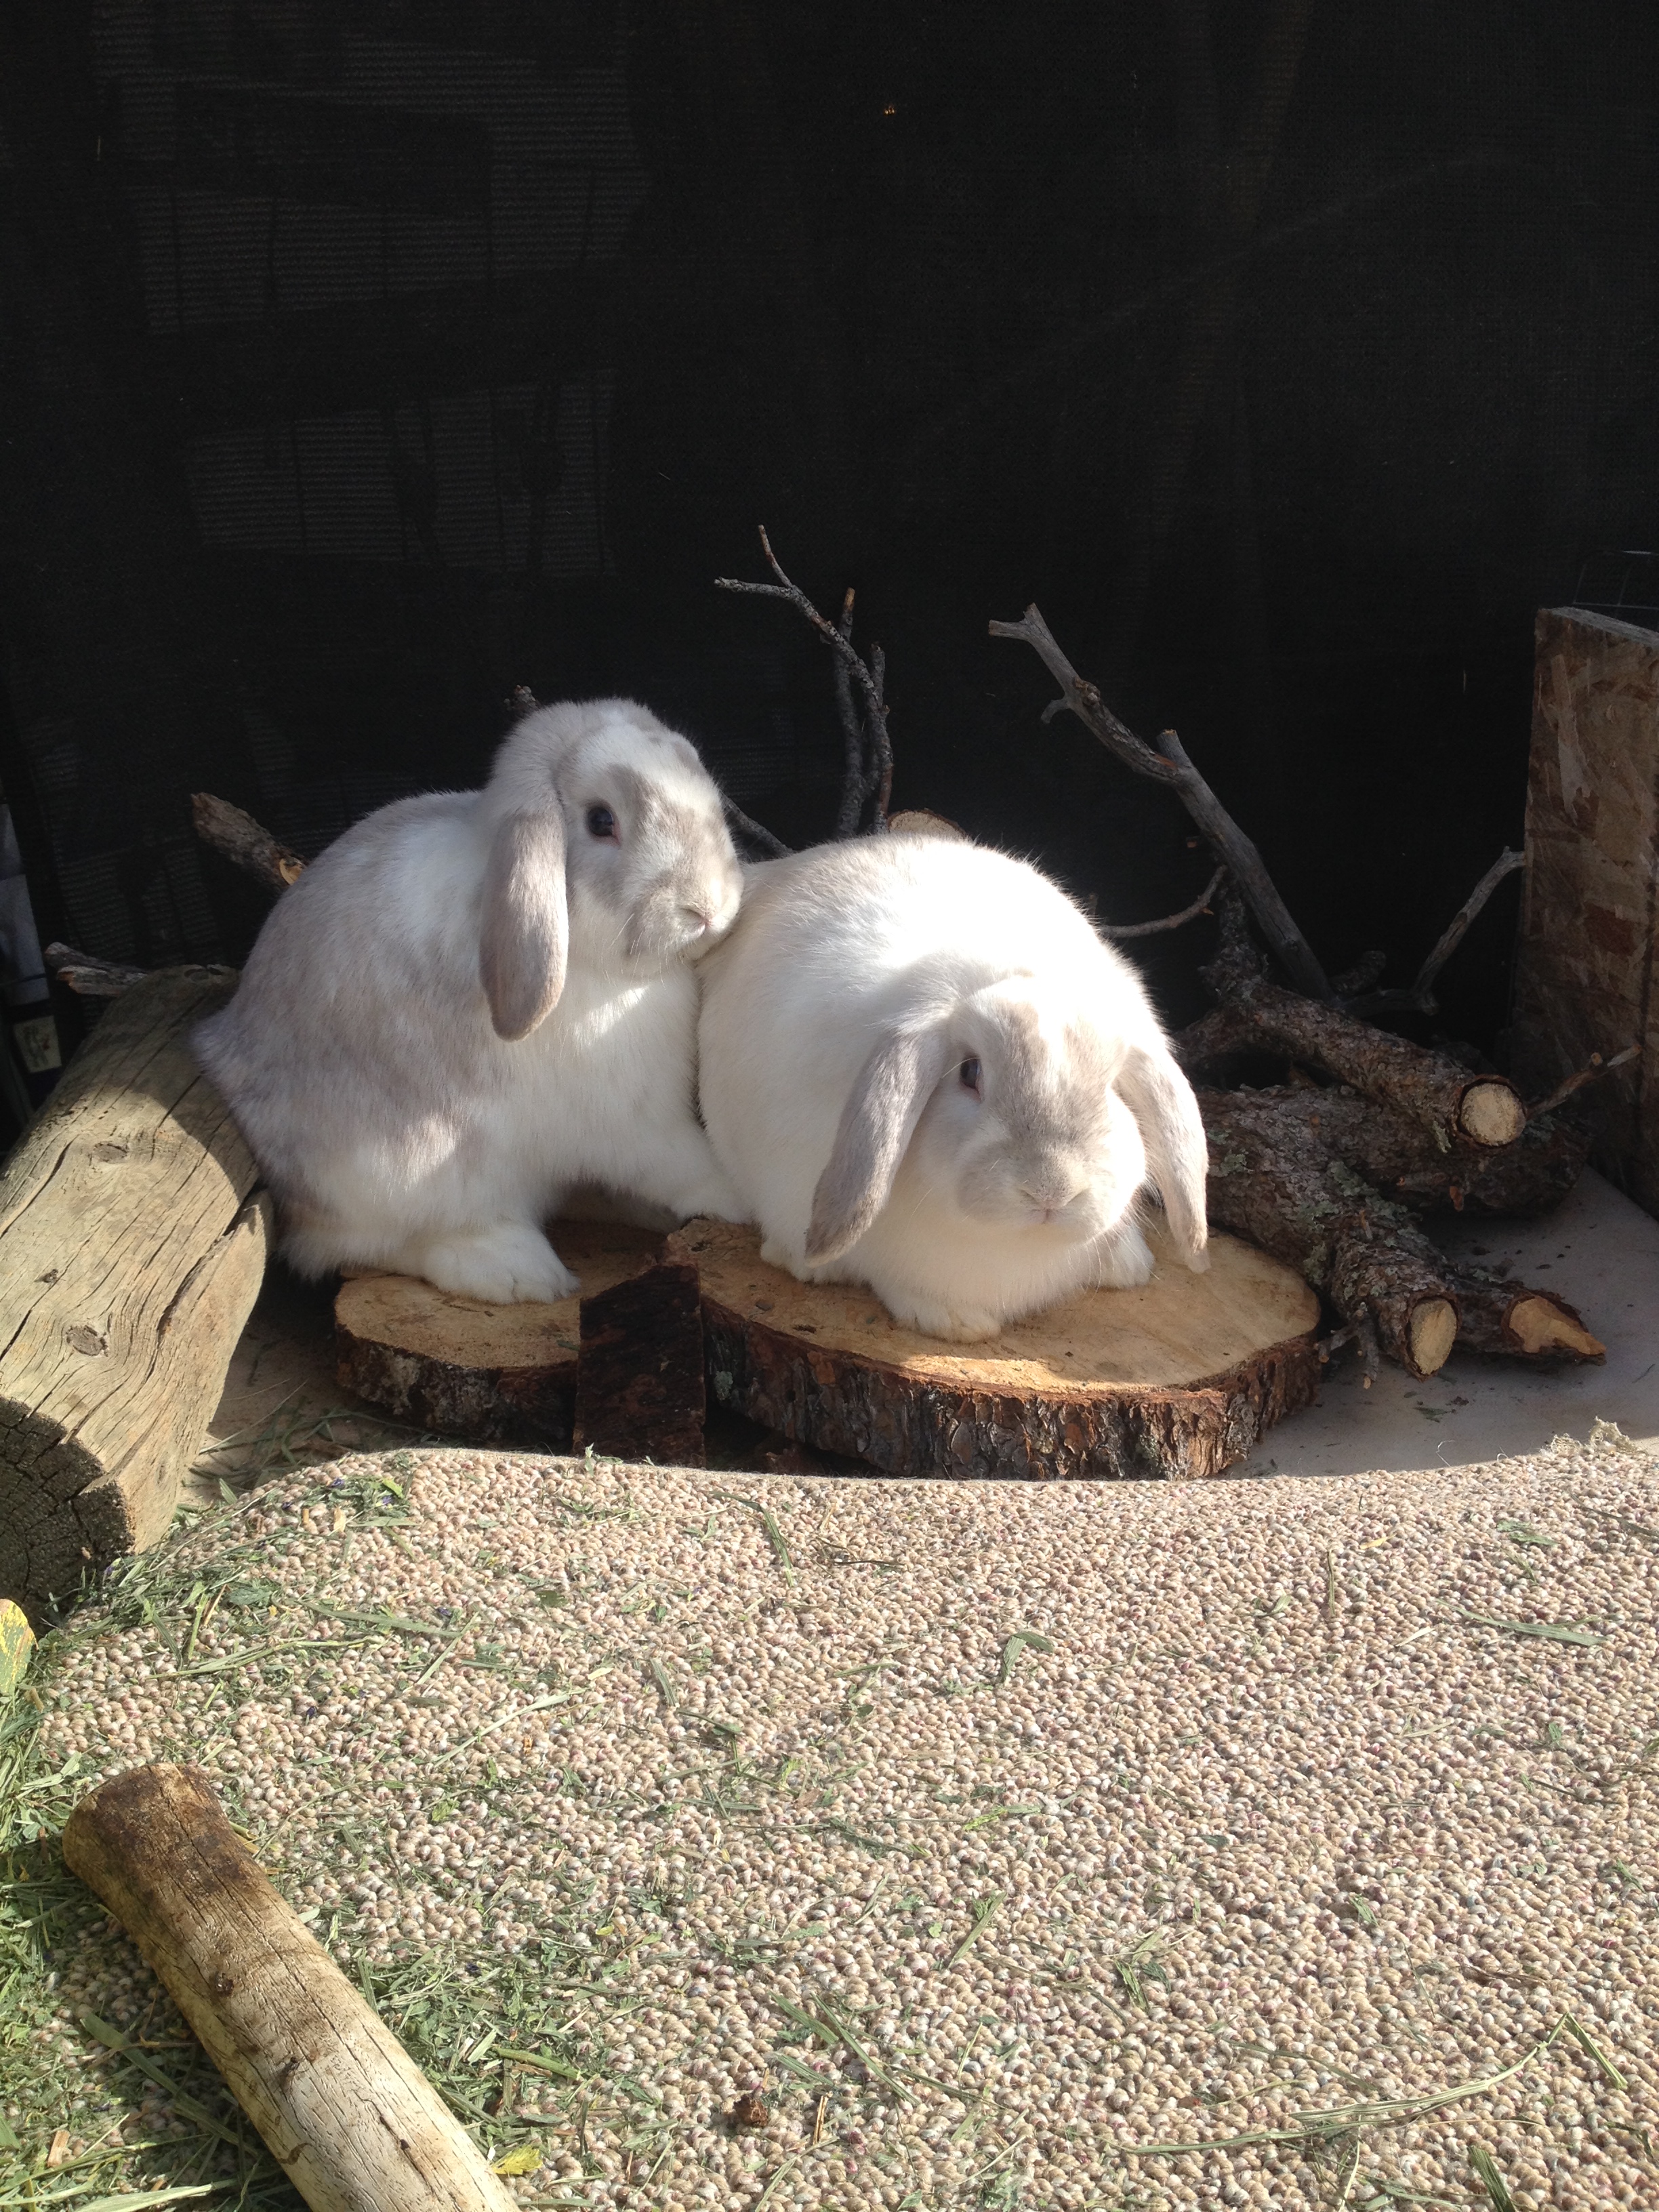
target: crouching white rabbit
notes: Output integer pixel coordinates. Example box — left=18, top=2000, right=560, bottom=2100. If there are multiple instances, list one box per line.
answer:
left=195, top=697, right=746, bottom=1303
left=697, top=832, right=1209, bottom=1340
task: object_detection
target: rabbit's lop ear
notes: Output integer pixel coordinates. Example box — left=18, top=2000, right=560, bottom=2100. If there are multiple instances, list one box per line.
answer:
left=480, top=808, right=569, bottom=1040
left=806, top=1022, right=954, bottom=1264
left=1118, top=1042, right=1211, bottom=1271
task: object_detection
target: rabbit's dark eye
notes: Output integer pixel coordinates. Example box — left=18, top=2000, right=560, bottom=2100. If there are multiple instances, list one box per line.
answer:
left=586, top=804, right=618, bottom=840
left=960, top=1057, right=981, bottom=1094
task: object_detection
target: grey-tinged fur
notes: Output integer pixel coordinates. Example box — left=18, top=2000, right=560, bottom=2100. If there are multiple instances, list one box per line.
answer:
left=194, top=697, right=746, bottom=1305
left=806, top=1022, right=956, bottom=1263
left=1115, top=1042, right=1210, bottom=1264
left=480, top=808, right=569, bottom=1040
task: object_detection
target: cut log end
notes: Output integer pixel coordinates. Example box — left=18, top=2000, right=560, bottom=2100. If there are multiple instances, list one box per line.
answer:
left=1408, top=1297, right=1459, bottom=1377
left=1456, top=1079, right=1528, bottom=1148
left=1505, top=1294, right=1606, bottom=1361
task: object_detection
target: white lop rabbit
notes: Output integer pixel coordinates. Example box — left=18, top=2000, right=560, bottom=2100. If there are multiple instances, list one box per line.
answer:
left=195, top=698, right=746, bottom=1303
left=697, top=832, right=1209, bottom=1340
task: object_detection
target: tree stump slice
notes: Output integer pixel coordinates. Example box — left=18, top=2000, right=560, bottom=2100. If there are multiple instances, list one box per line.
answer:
left=684, top=1216, right=1322, bottom=1481
left=334, top=1223, right=662, bottom=1445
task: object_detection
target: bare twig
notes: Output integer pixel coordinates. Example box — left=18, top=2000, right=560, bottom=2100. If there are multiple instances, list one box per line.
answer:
left=723, top=798, right=792, bottom=860
left=867, top=642, right=893, bottom=829
left=832, top=589, right=869, bottom=838
left=190, top=793, right=306, bottom=895
left=1346, top=848, right=1526, bottom=1017
left=718, top=529, right=886, bottom=723
left=1100, top=864, right=1226, bottom=941
left=1356, top=1311, right=1381, bottom=1391
left=988, top=604, right=1334, bottom=1000
left=1527, top=1044, right=1639, bottom=1122
left=718, top=527, right=893, bottom=836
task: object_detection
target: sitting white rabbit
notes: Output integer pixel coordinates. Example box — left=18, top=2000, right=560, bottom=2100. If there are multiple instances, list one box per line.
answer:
left=195, top=697, right=745, bottom=1303
left=697, top=831, right=1208, bottom=1340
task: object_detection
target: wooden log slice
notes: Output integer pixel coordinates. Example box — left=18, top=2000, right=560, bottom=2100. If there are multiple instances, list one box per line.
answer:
left=334, top=1223, right=661, bottom=1445
left=684, top=1217, right=1322, bottom=1481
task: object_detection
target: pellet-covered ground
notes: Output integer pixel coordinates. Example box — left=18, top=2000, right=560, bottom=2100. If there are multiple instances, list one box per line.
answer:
left=9, top=1434, right=1658, bottom=2211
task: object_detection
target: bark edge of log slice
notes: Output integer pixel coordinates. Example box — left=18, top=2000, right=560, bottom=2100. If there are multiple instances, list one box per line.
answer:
left=334, top=1222, right=664, bottom=1444
left=684, top=1216, right=1323, bottom=1481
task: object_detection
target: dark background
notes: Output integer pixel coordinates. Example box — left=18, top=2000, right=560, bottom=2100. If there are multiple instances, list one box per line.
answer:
left=2, top=0, right=1656, bottom=1065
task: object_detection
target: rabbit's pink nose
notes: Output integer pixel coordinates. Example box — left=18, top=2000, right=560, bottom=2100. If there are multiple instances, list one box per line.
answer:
left=680, top=906, right=712, bottom=935
left=1020, top=1177, right=1087, bottom=1221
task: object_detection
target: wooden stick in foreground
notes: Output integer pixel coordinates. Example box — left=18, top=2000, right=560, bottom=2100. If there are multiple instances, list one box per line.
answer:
left=63, top=1763, right=517, bottom=2212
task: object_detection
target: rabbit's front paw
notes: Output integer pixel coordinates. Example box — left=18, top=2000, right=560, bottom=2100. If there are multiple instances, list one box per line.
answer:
left=1094, top=1219, right=1155, bottom=1289
left=672, top=1166, right=748, bottom=1224
left=418, top=1225, right=579, bottom=1305
left=889, top=1294, right=1003, bottom=1342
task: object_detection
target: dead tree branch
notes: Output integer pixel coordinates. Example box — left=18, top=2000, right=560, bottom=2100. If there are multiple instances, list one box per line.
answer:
left=1197, top=1086, right=1460, bottom=1376
left=44, top=943, right=150, bottom=998
left=717, top=527, right=893, bottom=835
left=987, top=602, right=1335, bottom=1000
left=1345, top=846, right=1526, bottom=1017
left=1526, top=1043, right=1640, bottom=1120
left=190, top=794, right=306, bottom=894
left=1449, top=1273, right=1604, bottom=1363
left=1196, top=1082, right=1589, bottom=1221
left=1101, top=863, right=1226, bottom=940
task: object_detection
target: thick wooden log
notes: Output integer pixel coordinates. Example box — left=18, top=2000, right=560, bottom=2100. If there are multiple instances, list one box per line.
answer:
left=1197, top=1087, right=1599, bottom=1374
left=1197, top=1088, right=1460, bottom=1376
left=334, top=1222, right=665, bottom=1445
left=0, top=969, right=270, bottom=1622
left=1177, top=979, right=1526, bottom=1147
left=684, top=1215, right=1321, bottom=1480
left=1202, top=1083, right=1590, bottom=1218
left=573, top=1233, right=706, bottom=1465
left=62, top=1763, right=516, bottom=2212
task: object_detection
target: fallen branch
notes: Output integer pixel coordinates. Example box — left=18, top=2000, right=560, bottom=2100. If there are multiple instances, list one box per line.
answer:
left=1197, top=1086, right=1598, bottom=1374
left=1178, top=977, right=1525, bottom=1147
left=1449, top=1274, right=1604, bottom=1363
left=64, top=1763, right=518, bottom=2212
left=1197, top=1086, right=1460, bottom=1376
left=987, top=602, right=1335, bottom=1000
left=1195, top=1083, right=1589, bottom=1221
left=43, top=942, right=149, bottom=998
left=190, top=792, right=306, bottom=893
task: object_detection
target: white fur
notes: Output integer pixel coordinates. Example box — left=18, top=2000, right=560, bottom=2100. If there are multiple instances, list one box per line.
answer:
left=697, top=834, right=1210, bottom=1340
left=196, top=698, right=745, bottom=1303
